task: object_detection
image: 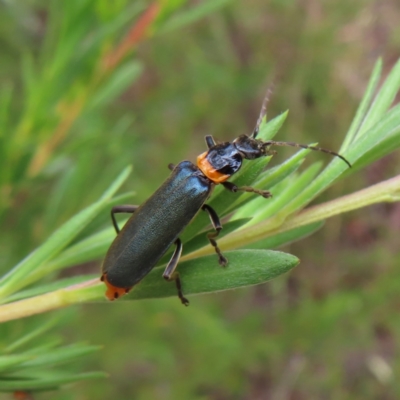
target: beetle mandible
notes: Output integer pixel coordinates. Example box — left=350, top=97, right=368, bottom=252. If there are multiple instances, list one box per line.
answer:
left=100, top=94, right=351, bottom=305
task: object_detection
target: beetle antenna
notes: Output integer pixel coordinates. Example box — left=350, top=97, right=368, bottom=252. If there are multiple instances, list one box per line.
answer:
left=252, top=84, right=274, bottom=139
left=263, top=140, right=352, bottom=168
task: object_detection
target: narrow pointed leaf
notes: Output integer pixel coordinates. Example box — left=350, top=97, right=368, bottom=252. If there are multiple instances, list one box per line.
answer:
left=246, top=221, right=324, bottom=249
left=0, top=372, right=107, bottom=391
left=125, top=249, right=299, bottom=300
left=0, top=167, right=131, bottom=299
left=357, top=58, right=400, bottom=138
left=341, top=58, right=382, bottom=150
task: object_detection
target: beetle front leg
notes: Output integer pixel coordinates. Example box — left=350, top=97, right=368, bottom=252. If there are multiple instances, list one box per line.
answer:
left=205, top=135, right=217, bottom=149
left=111, top=205, right=139, bottom=234
left=202, top=204, right=227, bottom=266
left=163, top=238, right=189, bottom=306
left=222, top=181, right=272, bottom=199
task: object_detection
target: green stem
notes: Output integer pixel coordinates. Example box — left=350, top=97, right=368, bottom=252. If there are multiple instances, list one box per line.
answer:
left=185, top=174, right=400, bottom=259
left=2, top=175, right=400, bottom=323
left=284, top=175, right=400, bottom=227
left=0, top=279, right=102, bottom=323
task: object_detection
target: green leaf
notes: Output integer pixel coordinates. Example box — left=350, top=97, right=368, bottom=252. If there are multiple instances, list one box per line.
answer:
left=0, top=251, right=298, bottom=320
left=275, top=60, right=400, bottom=218
left=89, top=61, right=143, bottom=109
left=240, top=161, right=322, bottom=225
left=0, top=371, right=106, bottom=392
left=357, top=130, right=400, bottom=171
left=356, top=58, right=400, bottom=139
left=17, top=344, right=102, bottom=370
left=257, top=110, right=289, bottom=141
left=0, top=83, right=13, bottom=136
left=246, top=221, right=325, bottom=249
left=42, top=227, right=115, bottom=274
left=0, top=167, right=131, bottom=300
left=0, top=355, right=33, bottom=373
left=254, top=147, right=309, bottom=189
left=347, top=104, right=400, bottom=171
left=159, top=0, right=232, bottom=33
left=4, top=319, right=59, bottom=353
left=124, top=249, right=299, bottom=300
left=341, top=58, right=382, bottom=150
left=225, top=148, right=310, bottom=215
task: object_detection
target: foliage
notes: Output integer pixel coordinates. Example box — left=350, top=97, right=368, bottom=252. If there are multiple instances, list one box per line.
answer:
left=1, top=0, right=400, bottom=398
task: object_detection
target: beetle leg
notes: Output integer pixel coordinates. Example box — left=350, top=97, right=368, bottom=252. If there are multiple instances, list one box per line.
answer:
left=168, top=163, right=175, bottom=171
left=111, top=205, right=139, bottom=234
left=163, top=238, right=189, bottom=306
left=222, top=181, right=272, bottom=199
left=202, top=204, right=227, bottom=266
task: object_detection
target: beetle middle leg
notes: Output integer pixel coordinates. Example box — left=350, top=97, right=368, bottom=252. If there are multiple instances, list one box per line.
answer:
left=222, top=181, right=272, bottom=199
left=111, top=205, right=139, bottom=234
left=163, top=238, right=189, bottom=306
left=202, top=204, right=227, bottom=266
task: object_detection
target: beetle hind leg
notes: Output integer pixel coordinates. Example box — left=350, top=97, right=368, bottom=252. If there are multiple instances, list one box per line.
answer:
left=202, top=204, right=227, bottom=266
left=163, top=238, right=189, bottom=306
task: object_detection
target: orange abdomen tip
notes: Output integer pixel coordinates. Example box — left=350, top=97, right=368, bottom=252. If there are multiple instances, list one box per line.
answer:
left=101, top=273, right=132, bottom=301
left=197, top=151, right=230, bottom=184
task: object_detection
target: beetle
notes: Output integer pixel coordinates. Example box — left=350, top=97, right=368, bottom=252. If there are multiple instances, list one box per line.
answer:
left=100, top=94, right=351, bottom=305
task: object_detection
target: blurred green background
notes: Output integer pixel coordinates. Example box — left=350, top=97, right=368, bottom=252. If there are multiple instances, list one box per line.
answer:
left=1, top=0, right=400, bottom=399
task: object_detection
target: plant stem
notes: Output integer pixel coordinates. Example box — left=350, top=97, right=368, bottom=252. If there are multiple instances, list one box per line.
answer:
left=0, top=279, right=102, bottom=323
left=184, top=174, right=400, bottom=259
left=2, top=175, right=400, bottom=323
